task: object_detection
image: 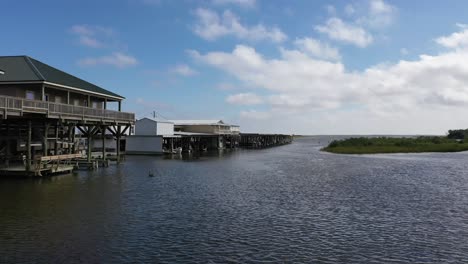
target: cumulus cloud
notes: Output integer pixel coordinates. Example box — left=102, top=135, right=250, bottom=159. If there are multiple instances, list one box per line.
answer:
left=226, top=93, right=263, bottom=105
left=364, top=0, right=397, bottom=28
left=435, top=24, right=468, bottom=49
left=315, top=17, right=373, bottom=47
left=78, top=52, right=138, bottom=68
left=212, top=0, right=256, bottom=8
left=170, top=64, right=198, bottom=76
left=71, top=25, right=114, bottom=48
left=193, top=8, right=287, bottom=42
left=295, top=37, right=341, bottom=61
left=191, top=25, right=468, bottom=134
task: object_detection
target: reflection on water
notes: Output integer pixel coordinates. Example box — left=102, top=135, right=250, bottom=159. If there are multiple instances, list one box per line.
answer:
left=1, top=136, right=468, bottom=263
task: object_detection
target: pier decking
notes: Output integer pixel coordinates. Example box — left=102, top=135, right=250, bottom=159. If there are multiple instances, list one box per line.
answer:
left=239, top=133, right=293, bottom=148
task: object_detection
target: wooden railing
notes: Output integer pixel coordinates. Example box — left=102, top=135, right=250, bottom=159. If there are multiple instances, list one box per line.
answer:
left=0, top=95, right=135, bottom=122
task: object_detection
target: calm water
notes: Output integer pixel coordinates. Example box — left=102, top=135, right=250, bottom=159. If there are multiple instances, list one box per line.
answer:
left=1, top=136, right=468, bottom=263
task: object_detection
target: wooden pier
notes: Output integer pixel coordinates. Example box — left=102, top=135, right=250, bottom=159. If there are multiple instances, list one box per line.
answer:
left=239, top=133, right=293, bottom=148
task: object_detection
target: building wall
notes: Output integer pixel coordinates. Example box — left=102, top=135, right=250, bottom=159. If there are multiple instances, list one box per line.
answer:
left=156, top=122, right=174, bottom=135
left=0, top=84, right=106, bottom=108
left=126, top=136, right=163, bottom=154
left=0, top=84, right=42, bottom=99
left=135, top=119, right=157, bottom=135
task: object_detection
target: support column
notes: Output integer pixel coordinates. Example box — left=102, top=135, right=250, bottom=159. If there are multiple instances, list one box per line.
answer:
left=54, top=122, right=59, bottom=155
left=71, top=125, right=76, bottom=154
left=5, top=123, right=10, bottom=167
left=43, top=123, right=49, bottom=156
left=101, top=125, right=106, bottom=160
left=116, top=126, right=121, bottom=163
left=67, top=91, right=70, bottom=105
left=87, top=126, right=92, bottom=162
left=87, top=95, right=91, bottom=108
left=67, top=124, right=72, bottom=154
left=104, top=99, right=107, bottom=110
left=26, top=121, right=32, bottom=172
left=118, top=101, right=122, bottom=112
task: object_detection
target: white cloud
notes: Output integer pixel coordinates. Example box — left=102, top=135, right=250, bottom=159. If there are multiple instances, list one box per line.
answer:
left=365, top=0, right=397, bottom=28
left=240, top=110, right=270, bottom=120
left=193, top=8, right=287, bottom=42
left=212, top=0, right=256, bottom=8
left=170, top=64, right=198, bottom=76
left=226, top=93, right=263, bottom=105
left=295, top=37, right=341, bottom=61
left=78, top=52, right=138, bottom=68
left=400, top=48, right=409, bottom=55
left=71, top=25, right=114, bottom=48
left=315, top=17, right=373, bottom=47
left=191, top=26, right=468, bottom=134
left=435, top=24, right=468, bottom=49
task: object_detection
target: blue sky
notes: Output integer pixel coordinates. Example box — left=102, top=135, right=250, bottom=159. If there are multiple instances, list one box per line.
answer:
left=3, top=0, right=468, bottom=134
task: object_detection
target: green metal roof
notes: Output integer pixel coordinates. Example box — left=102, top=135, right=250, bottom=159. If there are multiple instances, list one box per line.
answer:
left=0, top=55, right=124, bottom=99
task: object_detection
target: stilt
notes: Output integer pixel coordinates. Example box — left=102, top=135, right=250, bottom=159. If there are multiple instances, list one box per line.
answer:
left=5, top=123, right=10, bottom=167
left=87, top=125, right=92, bottom=162
left=54, top=122, right=59, bottom=155
left=116, top=126, right=121, bottom=163
left=101, top=125, right=106, bottom=160
left=43, top=123, right=49, bottom=156
left=26, top=120, right=32, bottom=172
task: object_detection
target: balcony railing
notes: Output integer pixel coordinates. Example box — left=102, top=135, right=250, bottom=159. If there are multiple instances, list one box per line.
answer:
left=0, top=95, right=134, bottom=123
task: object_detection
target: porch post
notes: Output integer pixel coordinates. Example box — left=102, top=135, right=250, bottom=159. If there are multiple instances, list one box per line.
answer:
left=118, top=101, right=121, bottom=112
left=41, top=85, right=45, bottom=101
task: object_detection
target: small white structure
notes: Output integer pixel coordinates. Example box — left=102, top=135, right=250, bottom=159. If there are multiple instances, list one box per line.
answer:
left=126, top=117, right=173, bottom=154
left=135, top=117, right=174, bottom=136
left=126, top=136, right=163, bottom=155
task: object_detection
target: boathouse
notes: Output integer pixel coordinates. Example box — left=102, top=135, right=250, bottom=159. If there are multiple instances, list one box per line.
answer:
left=0, top=55, right=135, bottom=176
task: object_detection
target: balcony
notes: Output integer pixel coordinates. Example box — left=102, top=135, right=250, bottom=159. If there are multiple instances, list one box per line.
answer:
left=0, top=95, right=134, bottom=123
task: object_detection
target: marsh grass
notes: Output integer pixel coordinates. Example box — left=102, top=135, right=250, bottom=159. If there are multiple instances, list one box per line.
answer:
left=322, top=136, right=468, bottom=154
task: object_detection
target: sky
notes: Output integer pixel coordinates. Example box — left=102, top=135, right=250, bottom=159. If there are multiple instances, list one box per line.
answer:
left=3, top=0, right=468, bottom=135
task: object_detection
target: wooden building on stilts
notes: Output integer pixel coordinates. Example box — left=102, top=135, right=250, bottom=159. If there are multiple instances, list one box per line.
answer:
left=0, top=56, right=134, bottom=176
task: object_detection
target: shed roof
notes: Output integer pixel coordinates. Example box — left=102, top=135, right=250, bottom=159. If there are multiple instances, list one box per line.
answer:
left=0, top=55, right=124, bottom=100
left=138, top=117, right=174, bottom=124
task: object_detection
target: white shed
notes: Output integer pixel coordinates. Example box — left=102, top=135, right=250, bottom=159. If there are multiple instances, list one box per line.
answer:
left=135, top=117, right=174, bottom=136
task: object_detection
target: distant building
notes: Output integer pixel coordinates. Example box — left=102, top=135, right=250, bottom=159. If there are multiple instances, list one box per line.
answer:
left=171, top=120, right=240, bottom=135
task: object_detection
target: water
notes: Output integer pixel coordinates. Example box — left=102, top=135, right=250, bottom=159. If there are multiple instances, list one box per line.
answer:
left=1, top=136, right=468, bottom=263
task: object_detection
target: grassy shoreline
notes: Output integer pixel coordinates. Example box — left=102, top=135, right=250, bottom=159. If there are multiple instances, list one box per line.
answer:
left=322, top=136, right=468, bottom=154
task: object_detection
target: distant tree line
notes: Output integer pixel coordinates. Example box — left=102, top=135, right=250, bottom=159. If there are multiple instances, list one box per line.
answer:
left=447, top=129, right=468, bottom=139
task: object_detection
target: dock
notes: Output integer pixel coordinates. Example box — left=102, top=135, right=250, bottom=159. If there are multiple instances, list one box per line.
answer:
left=239, top=133, right=293, bottom=148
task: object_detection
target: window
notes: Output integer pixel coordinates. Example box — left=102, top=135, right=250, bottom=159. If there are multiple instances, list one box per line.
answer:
left=73, top=99, right=80, bottom=106
left=92, top=102, right=98, bottom=108
left=26, top=91, right=35, bottom=100
left=55, top=96, right=62, bottom=104
left=44, top=94, right=49, bottom=101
